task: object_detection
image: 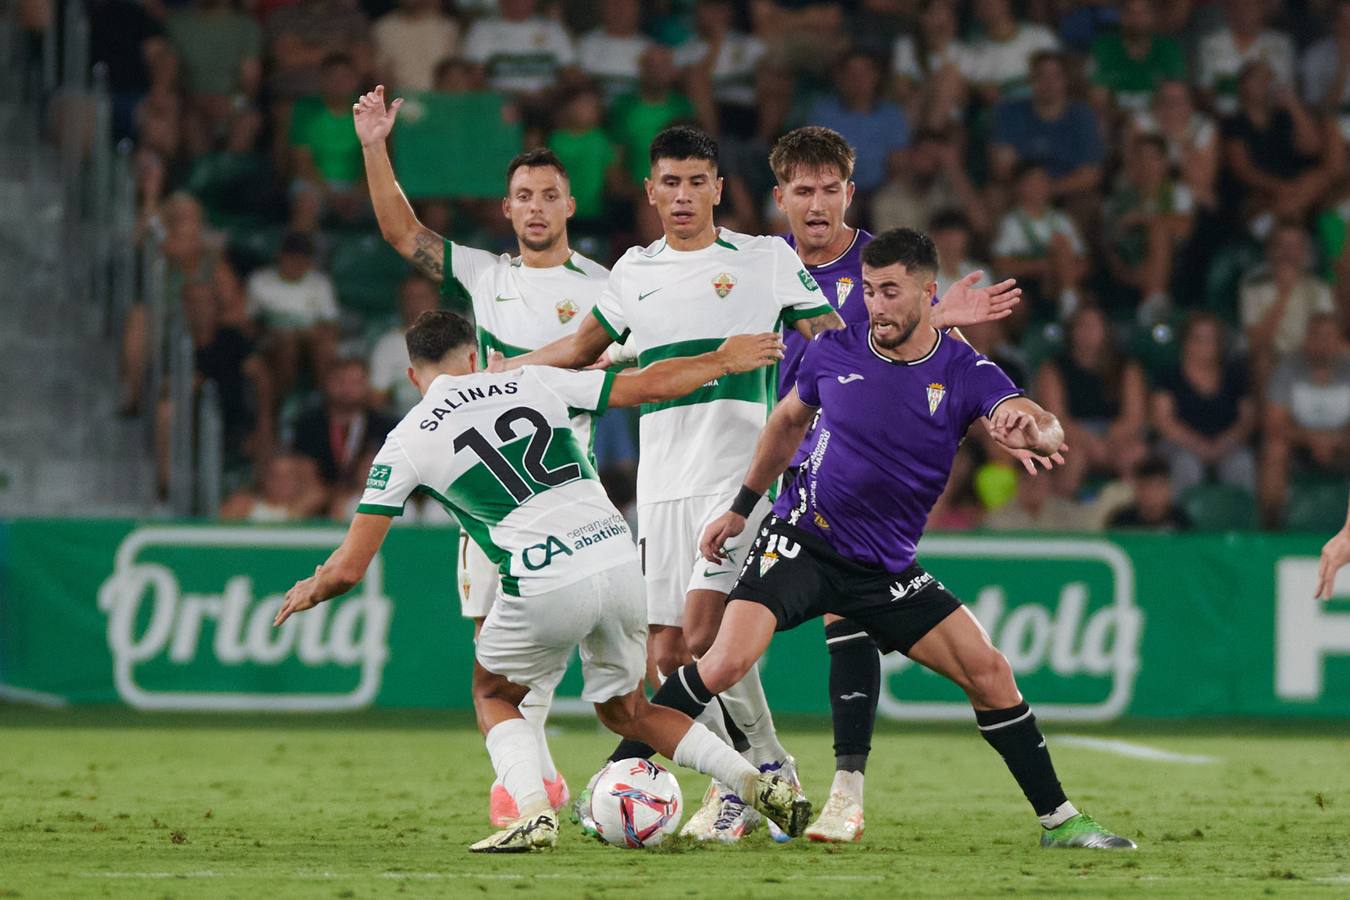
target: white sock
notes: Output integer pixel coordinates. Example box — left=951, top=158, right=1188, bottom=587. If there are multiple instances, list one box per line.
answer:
left=518, top=688, right=558, bottom=781
left=673, top=722, right=759, bottom=801
left=484, top=718, right=549, bottom=818
left=1039, top=800, right=1079, bottom=829
left=717, top=663, right=789, bottom=767
left=830, top=769, right=864, bottom=805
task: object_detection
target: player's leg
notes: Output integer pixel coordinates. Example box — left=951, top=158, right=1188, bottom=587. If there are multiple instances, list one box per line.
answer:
left=461, top=532, right=567, bottom=826
left=890, top=587, right=1136, bottom=849
left=582, top=563, right=811, bottom=837
left=807, top=611, right=880, bottom=842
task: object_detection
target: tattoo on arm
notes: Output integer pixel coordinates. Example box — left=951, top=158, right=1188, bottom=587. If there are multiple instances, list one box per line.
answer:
left=410, top=228, right=445, bottom=282
left=795, top=310, right=846, bottom=339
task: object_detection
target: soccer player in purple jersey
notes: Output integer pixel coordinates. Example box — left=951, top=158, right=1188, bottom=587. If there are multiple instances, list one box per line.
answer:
left=610, top=228, right=1136, bottom=850
left=767, top=127, right=1035, bottom=841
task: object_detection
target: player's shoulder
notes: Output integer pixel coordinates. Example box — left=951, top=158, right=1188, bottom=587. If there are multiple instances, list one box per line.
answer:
left=717, top=229, right=790, bottom=256
left=563, top=251, right=609, bottom=279
left=808, top=321, right=862, bottom=355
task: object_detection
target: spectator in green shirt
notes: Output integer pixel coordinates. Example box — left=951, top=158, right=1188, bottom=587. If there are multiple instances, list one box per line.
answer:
left=608, top=45, right=697, bottom=187
left=290, top=52, right=367, bottom=231
left=548, top=86, right=620, bottom=226
left=1088, top=0, right=1185, bottom=116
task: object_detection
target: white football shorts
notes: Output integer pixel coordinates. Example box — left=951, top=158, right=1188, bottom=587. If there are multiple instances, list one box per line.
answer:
left=637, top=491, right=774, bottom=627
left=475, top=562, right=648, bottom=703
left=457, top=529, right=499, bottom=619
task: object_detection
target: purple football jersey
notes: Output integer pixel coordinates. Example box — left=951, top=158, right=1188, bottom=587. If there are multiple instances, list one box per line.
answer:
left=779, top=228, right=871, bottom=399
left=774, top=323, right=1023, bottom=571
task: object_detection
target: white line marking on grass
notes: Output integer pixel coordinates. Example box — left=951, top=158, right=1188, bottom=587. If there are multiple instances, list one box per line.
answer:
left=0, top=682, right=68, bottom=707
left=83, top=872, right=885, bottom=884
left=1057, top=736, right=1217, bottom=764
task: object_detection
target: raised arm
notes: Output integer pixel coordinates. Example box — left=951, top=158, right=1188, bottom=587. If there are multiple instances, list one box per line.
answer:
left=354, top=85, right=447, bottom=282
left=1317, top=493, right=1350, bottom=600
left=700, top=389, right=817, bottom=562
left=607, top=333, right=784, bottom=408
left=274, top=513, right=394, bottom=626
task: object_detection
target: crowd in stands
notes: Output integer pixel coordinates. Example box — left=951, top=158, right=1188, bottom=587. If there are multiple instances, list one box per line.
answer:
left=62, top=0, right=1350, bottom=530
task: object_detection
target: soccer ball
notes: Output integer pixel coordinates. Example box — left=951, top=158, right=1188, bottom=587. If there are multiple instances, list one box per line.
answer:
left=589, top=758, right=683, bottom=849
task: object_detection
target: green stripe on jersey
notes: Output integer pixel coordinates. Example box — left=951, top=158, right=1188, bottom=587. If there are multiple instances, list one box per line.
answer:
left=441, top=427, right=598, bottom=528
left=591, top=307, right=630, bottom=343
left=636, top=339, right=777, bottom=417
left=416, top=484, right=513, bottom=576
left=478, top=326, right=533, bottom=361
left=440, top=238, right=472, bottom=309
left=781, top=303, right=834, bottom=323
left=356, top=502, right=404, bottom=517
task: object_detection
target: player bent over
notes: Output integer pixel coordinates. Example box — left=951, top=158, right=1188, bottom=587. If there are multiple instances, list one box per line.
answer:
left=274, top=311, right=810, bottom=852
left=610, top=229, right=1136, bottom=850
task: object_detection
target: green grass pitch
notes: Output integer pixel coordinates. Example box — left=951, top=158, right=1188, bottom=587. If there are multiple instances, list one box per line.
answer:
left=2, top=708, right=1347, bottom=898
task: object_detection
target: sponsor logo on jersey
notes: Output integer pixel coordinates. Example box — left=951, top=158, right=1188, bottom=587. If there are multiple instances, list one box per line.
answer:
left=712, top=272, right=737, bottom=298
left=797, top=269, right=821, bottom=292
left=926, top=382, right=946, bottom=415
left=813, top=511, right=830, bottom=530
left=638, top=288, right=662, bottom=302
left=494, top=294, right=519, bottom=303
left=555, top=299, right=578, bottom=324
left=837, top=373, right=864, bottom=385
left=96, top=527, right=392, bottom=711
left=835, top=276, right=855, bottom=307
left=366, top=464, right=391, bottom=490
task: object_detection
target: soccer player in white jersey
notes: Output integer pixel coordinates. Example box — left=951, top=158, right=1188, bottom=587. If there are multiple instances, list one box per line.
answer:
left=498, top=125, right=1027, bottom=841
left=493, top=125, right=842, bottom=841
left=273, top=310, right=811, bottom=853
left=355, top=85, right=612, bottom=827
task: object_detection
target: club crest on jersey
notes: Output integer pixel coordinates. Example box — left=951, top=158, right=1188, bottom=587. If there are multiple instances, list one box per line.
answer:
left=926, top=382, right=946, bottom=415
left=555, top=299, right=578, bottom=324
left=835, top=276, right=855, bottom=308
left=712, top=272, right=737, bottom=298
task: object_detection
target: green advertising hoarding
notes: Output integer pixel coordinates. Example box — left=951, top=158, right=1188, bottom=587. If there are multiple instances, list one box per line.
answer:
left=1, top=521, right=1347, bottom=719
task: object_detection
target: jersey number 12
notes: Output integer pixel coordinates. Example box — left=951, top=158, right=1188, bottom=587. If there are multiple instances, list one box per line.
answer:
left=452, top=406, right=581, bottom=503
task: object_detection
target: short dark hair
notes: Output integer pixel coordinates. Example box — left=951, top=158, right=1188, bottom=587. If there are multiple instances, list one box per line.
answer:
left=1030, top=50, right=1067, bottom=74
left=928, top=208, right=971, bottom=234
left=1014, top=159, right=1048, bottom=182
left=649, top=125, right=719, bottom=170
left=1137, top=455, right=1171, bottom=480
left=405, top=310, right=476, bottom=364
left=861, top=227, right=939, bottom=276
left=769, top=126, right=856, bottom=184
left=1133, top=133, right=1168, bottom=157
left=505, top=148, right=569, bottom=191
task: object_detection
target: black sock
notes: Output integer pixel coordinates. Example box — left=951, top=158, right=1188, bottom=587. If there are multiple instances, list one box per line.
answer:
left=719, top=698, right=751, bottom=754
left=975, top=702, right=1068, bottom=817
left=826, top=619, right=880, bottom=774
left=607, top=664, right=714, bottom=763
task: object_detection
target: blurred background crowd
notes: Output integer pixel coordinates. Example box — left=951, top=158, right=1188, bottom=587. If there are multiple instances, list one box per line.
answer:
left=17, top=0, right=1350, bottom=532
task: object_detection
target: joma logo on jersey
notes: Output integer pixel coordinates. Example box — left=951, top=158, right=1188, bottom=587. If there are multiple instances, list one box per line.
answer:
left=555, top=299, right=578, bottom=324
left=96, top=527, right=392, bottom=711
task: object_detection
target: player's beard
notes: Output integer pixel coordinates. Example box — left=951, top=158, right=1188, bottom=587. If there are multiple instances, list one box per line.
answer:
left=870, top=309, right=920, bottom=349
left=518, top=230, right=561, bottom=253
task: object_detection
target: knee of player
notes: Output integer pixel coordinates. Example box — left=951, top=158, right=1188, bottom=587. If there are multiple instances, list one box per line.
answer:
left=696, top=651, right=751, bottom=696
left=966, top=650, right=1019, bottom=707
left=685, top=628, right=715, bottom=660
left=595, top=694, right=644, bottom=737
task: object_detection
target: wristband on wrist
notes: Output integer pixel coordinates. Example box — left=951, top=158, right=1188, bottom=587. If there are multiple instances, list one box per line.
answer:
left=729, top=484, right=762, bottom=518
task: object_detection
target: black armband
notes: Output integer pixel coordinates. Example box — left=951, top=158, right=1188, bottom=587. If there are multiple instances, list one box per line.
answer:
left=730, top=485, right=762, bottom=518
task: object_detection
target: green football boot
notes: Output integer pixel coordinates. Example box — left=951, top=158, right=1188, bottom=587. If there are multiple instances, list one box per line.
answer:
left=1040, top=812, right=1137, bottom=849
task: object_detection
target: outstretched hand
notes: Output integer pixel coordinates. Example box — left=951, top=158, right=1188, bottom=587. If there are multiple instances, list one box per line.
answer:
left=987, top=406, right=1043, bottom=450
left=934, top=270, right=1021, bottom=327
left=716, top=333, right=786, bottom=374
left=274, top=566, right=323, bottom=627
left=353, top=84, right=403, bottom=147
left=1004, top=443, right=1068, bottom=475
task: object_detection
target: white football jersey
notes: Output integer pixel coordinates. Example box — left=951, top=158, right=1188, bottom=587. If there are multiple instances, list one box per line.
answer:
left=441, top=240, right=609, bottom=451
left=358, top=367, right=637, bottom=596
left=591, top=228, right=833, bottom=503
